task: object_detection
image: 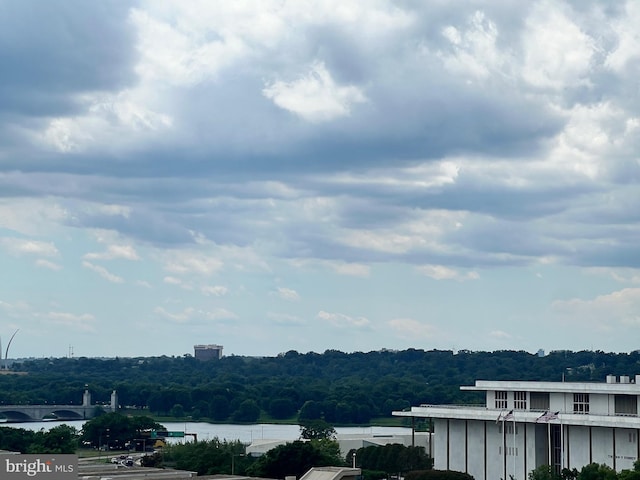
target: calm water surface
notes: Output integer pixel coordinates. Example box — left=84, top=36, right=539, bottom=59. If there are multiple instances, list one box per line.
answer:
left=6, top=420, right=411, bottom=444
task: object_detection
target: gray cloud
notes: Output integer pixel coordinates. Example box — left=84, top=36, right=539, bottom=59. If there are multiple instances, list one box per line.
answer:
left=1, top=0, right=639, bottom=273
left=0, top=1, right=137, bottom=117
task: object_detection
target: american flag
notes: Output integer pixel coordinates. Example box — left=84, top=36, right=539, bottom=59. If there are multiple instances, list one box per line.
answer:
left=536, top=410, right=560, bottom=422
left=496, top=410, right=514, bottom=423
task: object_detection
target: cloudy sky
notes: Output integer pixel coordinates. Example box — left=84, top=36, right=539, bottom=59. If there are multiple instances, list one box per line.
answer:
left=1, top=0, right=640, bottom=359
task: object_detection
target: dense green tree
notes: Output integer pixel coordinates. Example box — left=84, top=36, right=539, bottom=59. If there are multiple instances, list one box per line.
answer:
left=0, top=425, right=78, bottom=454
left=0, top=426, right=37, bottom=452
left=405, top=470, right=474, bottom=480
left=231, top=399, right=260, bottom=423
left=357, top=444, right=432, bottom=476
left=300, top=420, right=337, bottom=440
left=529, top=465, right=562, bottom=480
left=578, top=463, right=617, bottom=480
left=161, top=438, right=248, bottom=475
left=5, top=348, right=640, bottom=432
left=210, top=395, right=231, bottom=421
left=619, top=462, right=640, bottom=480
left=268, top=397, right=297, bottom=419
left=247, top=440, right=342, bottom=479
left=80, top=413, right=164, bottom=449
left=299, top=400, right=323, bottom=421
left=170, top=403, right=185, bottom=418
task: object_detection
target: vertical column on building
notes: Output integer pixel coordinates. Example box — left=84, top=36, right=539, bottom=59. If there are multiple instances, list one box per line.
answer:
left=612, top=427, right=616, bottom=471
left=464, top=420, right=468, bottom=474
left=446, top=419, right=450, bottom=470
left=483, top=421, right=487, bottom=480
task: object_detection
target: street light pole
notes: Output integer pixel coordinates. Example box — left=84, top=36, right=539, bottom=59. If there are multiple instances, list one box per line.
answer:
left=232, top=453, right=245, bottom=475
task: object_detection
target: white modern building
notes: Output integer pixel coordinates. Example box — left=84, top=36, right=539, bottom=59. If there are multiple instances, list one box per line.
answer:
left=393, top=374, right=640, bottom=480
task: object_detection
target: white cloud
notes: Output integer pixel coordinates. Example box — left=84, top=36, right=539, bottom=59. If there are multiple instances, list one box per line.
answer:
left=268, top=312, right=305, bottom=325
left=521, top=2, right=595, bottom=90
left=317, top=310, right=369, bottom=328
left=0, top=237, right=59, bottom=257
left=201, top=285, right=229, bottom=296
left=604, top=1, right=640, bottom=73
left=0, top=300, right=32, bottom=317
left=552, top=288, right=640, bottom=329
left=163, top=251, right=223, bottom=276
left=331, top=262, right=371, bottom=277
left=263, top=61, right=367, bottom=122
left=586, top=268, right=640, bottom=285
left=388, top=318, right=436, bottom=339
left=417, top=264, right=479, bottom=281
left=96, top=204, right=132, bottom=218
left=35, top=259, right=62, bottom=270
left=40, top=91, right=173, bottom=153
left=82, top=261, right=124, bottom=283
left=154, top=306, right=238, bottom=323
left=47, top=311, right=96, bottom=332
left=84, top=244, right=140, bottom=261
left=489, top=330, right=512, bottom=340
left=0, top=198, right=69, bottom=236
left=275, top=287, right=300, bottom=302
left=131, top=7, right=251, bottom=86
left=439, top=11, right=504, bottom=80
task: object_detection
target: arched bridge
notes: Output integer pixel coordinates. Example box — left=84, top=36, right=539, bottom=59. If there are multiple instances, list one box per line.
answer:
left=0, top=389, right=118, bottom=422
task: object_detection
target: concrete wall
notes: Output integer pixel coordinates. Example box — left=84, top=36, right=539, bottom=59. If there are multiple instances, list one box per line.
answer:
left=591, top=427, right=614, bottom=468
left=567, top=425, right=590, bottom=469
left=433, top=419, right=448, bottom=471
left=448, top=419, right=466, bottom=473
left=467, top=421, right=485, bottom=480
left=591, top=394, right=609, bottom=415
left=613, top=428, right=638, bottom=471
left=550, top=392, right=567, bottom=413
left=431, top=413, right=639, bottom=479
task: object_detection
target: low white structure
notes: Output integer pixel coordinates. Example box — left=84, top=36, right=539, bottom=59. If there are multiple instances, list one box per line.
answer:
left=300, top=466, right=360, bottom=480
left=393, top=375, right=640, bottom=480
left=336, top=432, right=430, bottom=457
left=245, top=432, right=431, bottom=458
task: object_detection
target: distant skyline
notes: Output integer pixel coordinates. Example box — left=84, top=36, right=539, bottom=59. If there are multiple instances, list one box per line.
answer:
left=2, top=1, right=640, bottom=359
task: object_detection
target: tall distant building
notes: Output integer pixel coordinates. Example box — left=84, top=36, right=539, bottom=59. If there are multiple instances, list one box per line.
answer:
left=194, top=344, right=223, bottom=360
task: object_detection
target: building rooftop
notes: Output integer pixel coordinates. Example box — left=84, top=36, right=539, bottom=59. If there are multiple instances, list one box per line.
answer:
left=461, top=376, right=640, bottom=394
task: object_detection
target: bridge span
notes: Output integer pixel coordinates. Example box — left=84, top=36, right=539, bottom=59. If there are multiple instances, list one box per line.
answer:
left=0, top=389, right=118, bottom=422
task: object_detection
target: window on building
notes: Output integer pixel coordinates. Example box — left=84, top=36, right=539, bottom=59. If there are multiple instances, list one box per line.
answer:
left=615, top=395, right=638, bottom=416
left=495, top=391, right=507, bottom=409
left=530, top=392, right=550, bottom=411
left=573, top=393, right=590, bottom=414
left=497, top=423, right=519, bottom=435
left=514, top=391, right=527, bottom=410
left=499, top=446, right=519, bottom=456
left=629, top=432, right=637, bottom=443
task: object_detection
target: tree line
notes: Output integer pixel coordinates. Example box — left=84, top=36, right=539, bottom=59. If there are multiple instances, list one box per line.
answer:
left=2, top=349, right=639, bottom=424
left=529, top=462, right=640, bottom=480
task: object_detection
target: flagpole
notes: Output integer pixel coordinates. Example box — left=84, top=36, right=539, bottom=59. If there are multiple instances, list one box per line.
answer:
left=503, top=414, right=507, bottom=480
left=560, top=414, right=564, bottom=471
left=547, top=422, right=551, bottom=468
left=512, top=415, right=516, bottom=479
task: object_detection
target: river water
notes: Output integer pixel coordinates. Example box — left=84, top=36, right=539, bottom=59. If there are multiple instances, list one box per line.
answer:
left=4, top=420, right=411, bottom=444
